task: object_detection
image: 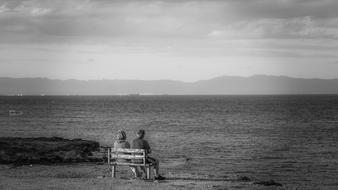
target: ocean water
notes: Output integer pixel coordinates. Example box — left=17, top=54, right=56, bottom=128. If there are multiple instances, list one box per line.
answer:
left=1, top=95, right=338, bottom=189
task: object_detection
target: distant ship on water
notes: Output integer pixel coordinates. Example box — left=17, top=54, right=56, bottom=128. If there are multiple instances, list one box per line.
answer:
left=127, top=94, right=140, bottom=96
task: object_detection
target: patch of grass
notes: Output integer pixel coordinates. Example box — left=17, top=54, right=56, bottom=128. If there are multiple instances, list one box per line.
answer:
left=54, top=171, right=90, bottom=178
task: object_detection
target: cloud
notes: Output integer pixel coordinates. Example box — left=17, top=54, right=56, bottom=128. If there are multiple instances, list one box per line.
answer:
left=1, top=0, right=338, bottom=80
left=208, top=17, right=338, bottom=39
left=0, top=1, right=206, bottom=41
left=0, top=0, right=26, bottom=10
left=0, top=0, right=338, bottom=41
left=0, top=0, right=338, bottom=37
left=1, top=0, right=338, bottom=60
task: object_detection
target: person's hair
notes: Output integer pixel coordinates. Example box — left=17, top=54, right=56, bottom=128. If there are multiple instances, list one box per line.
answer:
left=116, top=130, right=127, bottom=140
left=137, top=129, right=145, bottom=139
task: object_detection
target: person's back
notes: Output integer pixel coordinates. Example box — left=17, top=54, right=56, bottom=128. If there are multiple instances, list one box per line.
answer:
left=131, top=137, right=150, bottom=164
left=132, top=138, right=150, bottom=152
left=114, top=140, right=130, bottom=149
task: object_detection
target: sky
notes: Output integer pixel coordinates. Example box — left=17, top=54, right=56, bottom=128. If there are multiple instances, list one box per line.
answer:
left=1, top=0, right=338, bottom=82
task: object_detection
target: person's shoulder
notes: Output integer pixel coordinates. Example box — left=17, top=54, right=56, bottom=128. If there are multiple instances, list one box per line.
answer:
left=114, top=140, right=130, bottom=148
left=143, top=139, right=150, bottom=147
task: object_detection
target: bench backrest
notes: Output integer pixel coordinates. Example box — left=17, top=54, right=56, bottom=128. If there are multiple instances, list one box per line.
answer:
left=108, top=148, right=146, bottom=165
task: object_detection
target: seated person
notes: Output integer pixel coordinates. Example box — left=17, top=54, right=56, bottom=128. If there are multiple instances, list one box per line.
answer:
left=113, top=130, right=139, bottom=177
left=131, top=129, right=165, bottom=180
left=113, top=130, right=130, bottom=149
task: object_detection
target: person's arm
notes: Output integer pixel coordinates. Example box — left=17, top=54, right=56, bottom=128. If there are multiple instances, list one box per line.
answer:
left=145, top=141, right=151, bottom=154
left=126, top=142, right=130, bottom=148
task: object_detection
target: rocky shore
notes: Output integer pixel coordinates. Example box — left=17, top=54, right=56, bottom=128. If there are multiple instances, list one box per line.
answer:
left=0, top=137, right=100, bottom=164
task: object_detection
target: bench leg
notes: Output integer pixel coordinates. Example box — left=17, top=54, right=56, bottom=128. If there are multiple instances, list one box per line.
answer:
left=112, top=165, right=116, bottom=178
left=107, top=148, right=110, bottom=165
left=146, top=166, right=150, bottom=179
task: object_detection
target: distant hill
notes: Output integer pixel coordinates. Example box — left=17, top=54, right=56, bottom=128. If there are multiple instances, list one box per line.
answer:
left=0, top=75, right=338, bottom=95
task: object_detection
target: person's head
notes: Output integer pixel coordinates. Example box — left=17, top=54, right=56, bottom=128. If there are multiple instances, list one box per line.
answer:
left=136, top=129, right=145, bottom=139
left=116, top=130, right=127, bottom=141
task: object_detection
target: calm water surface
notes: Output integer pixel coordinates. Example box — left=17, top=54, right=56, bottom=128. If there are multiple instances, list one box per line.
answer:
left=1, top=95, right=338, bottom=189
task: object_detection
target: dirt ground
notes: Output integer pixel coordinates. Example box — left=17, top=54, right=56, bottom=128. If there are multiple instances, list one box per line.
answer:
left=0, top=163, right=291, bottom=190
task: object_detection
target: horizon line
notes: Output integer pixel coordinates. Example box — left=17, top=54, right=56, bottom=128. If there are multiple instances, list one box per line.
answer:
left=1, top=74, right=338, bottom=83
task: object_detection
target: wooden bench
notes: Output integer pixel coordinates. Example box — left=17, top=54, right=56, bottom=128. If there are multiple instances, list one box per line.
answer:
left=107, top=148, right=154, bottom=179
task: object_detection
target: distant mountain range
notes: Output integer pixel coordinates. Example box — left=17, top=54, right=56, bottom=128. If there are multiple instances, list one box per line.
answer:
left=1, top=75, right=338, bottom=95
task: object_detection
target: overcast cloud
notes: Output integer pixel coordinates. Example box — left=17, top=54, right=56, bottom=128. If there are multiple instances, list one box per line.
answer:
left=1, top=0, right=338, bottom=81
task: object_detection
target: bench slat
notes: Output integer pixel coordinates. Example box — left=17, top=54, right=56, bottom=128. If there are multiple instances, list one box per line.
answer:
left=112, top=148, right=145, bottom=154
left=111, top=162, right=153, bottom=166
left=110, top=154, right=144, bottom=159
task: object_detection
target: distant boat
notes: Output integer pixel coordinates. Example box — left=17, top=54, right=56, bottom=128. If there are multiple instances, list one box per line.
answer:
left=127, top=94, right=140, bottom=96
left=9, top=110, right=23, bottom=116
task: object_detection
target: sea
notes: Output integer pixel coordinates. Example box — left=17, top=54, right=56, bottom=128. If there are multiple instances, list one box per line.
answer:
left=1, top=95, right=338, bottom=189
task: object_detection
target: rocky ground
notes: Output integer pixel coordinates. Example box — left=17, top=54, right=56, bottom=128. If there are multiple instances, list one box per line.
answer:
left=0, top=137, right=100, bottom=164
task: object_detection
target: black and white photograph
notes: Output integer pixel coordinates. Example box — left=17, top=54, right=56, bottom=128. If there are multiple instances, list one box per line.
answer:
left=1, top=0, right=338, bottom=189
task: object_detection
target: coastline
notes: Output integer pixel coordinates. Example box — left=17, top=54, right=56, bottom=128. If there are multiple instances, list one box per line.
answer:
left=0, top=137, right=286, bottom=189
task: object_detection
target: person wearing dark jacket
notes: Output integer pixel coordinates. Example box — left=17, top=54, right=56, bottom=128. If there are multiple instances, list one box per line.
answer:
left=131, top=129, right=165, bottom=180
